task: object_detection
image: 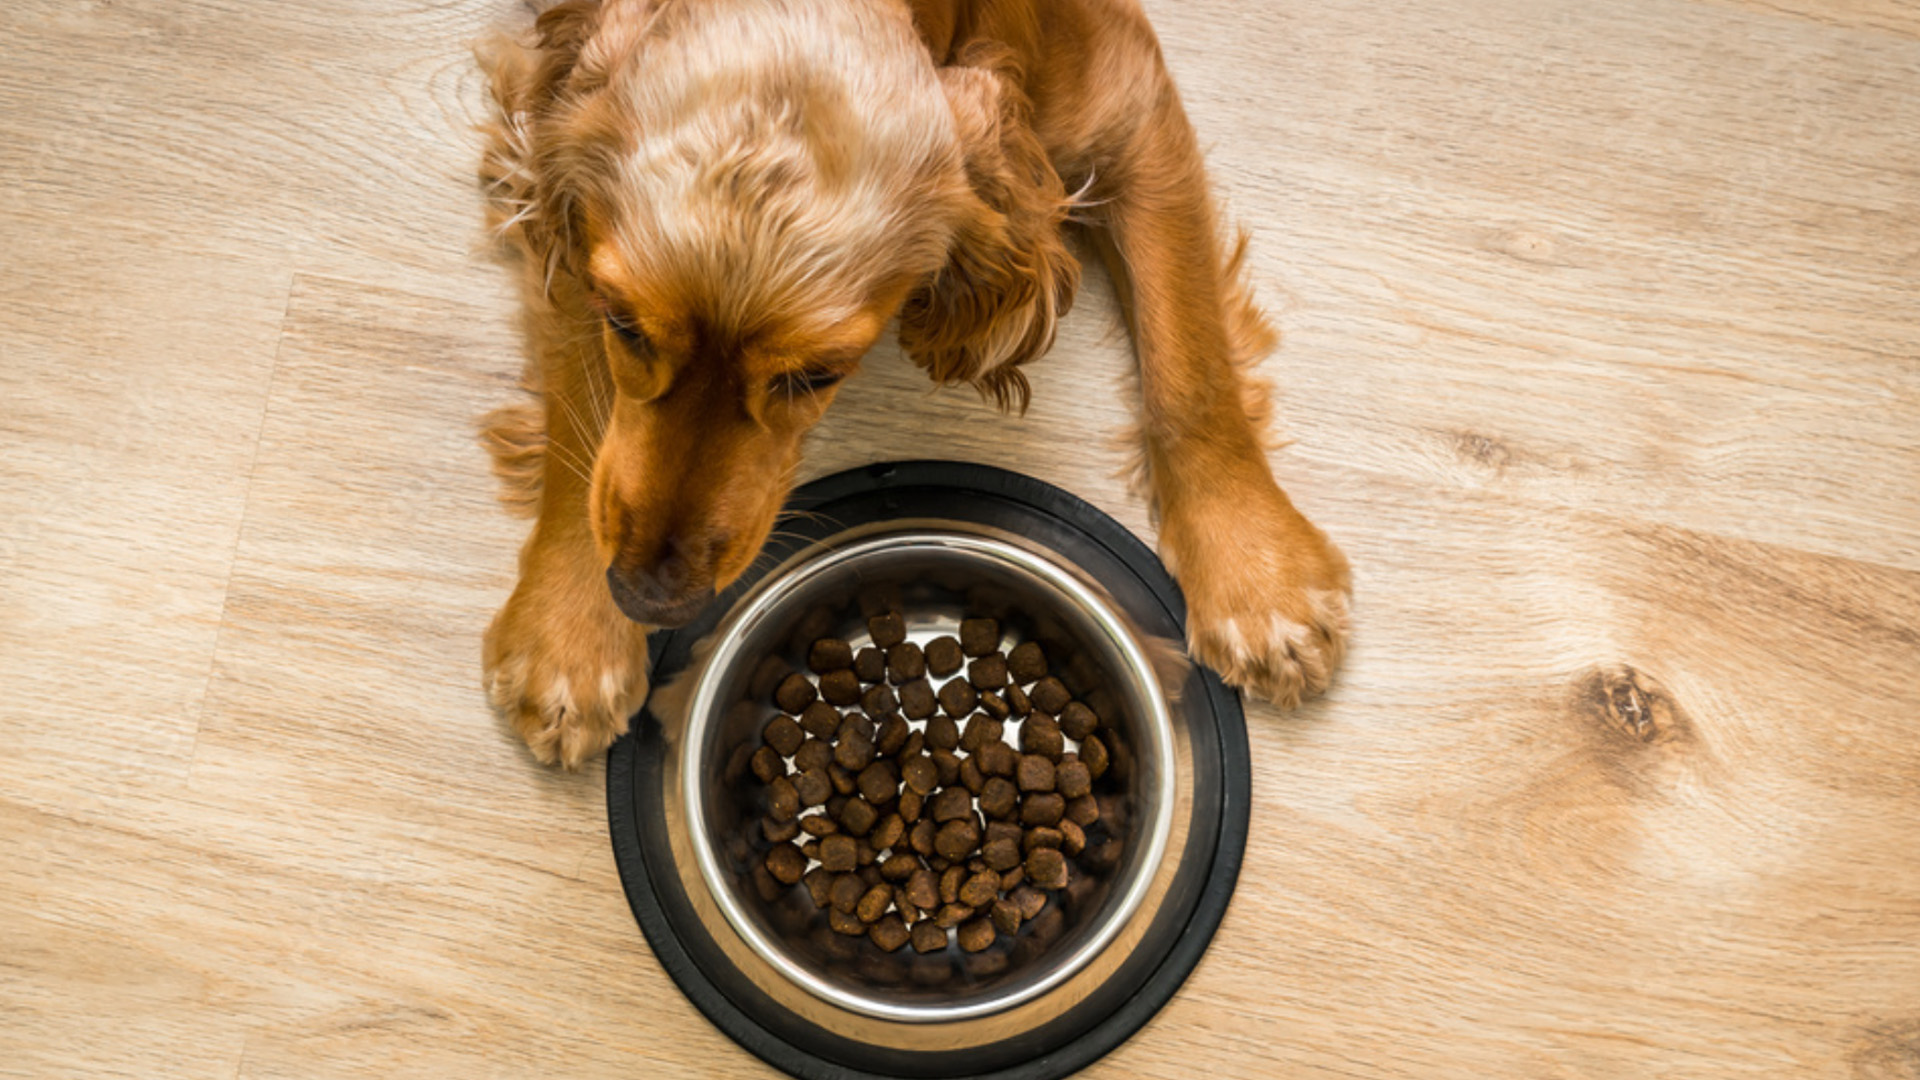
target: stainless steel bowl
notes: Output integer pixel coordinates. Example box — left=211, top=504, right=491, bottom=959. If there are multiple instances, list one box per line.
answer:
left=609, top=462, right=1247, bottom=1080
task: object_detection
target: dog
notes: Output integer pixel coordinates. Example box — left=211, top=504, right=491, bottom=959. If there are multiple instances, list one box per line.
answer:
left=478, top=0, right=1351, bottom=768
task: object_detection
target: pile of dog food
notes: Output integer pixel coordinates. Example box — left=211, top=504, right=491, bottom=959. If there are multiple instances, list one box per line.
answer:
left=745, top=612, right=1121, bottom=959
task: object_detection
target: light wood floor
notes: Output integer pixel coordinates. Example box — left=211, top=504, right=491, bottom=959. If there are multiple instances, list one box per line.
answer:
left=4, top=0, right=1918, bottom=1076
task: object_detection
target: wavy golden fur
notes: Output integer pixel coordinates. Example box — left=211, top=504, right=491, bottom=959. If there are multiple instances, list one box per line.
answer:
left=480, top=0, right=1350, bottom=768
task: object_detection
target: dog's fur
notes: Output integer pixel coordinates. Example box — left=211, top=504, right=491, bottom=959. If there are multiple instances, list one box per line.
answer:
left=479, top=0, right=1351, bottom=768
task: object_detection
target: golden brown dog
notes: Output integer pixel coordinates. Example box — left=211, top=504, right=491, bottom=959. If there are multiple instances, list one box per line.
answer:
left=479, top=0, right=1351, bottom=768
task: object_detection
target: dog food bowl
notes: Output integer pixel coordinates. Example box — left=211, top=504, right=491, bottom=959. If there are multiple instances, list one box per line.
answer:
left=608, top=461, right=1249, bottom=1079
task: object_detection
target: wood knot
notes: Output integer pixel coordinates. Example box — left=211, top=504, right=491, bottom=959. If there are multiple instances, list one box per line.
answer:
left=1849, top=1017, right=1920, bottom=1080
left=1574, top=664, right=1693, bottom=749
left=1450, top=430, right=1516, bottom=471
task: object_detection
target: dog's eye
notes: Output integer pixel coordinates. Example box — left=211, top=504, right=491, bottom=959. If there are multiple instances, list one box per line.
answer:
left=771, top=369, right=846, bottom=398
left=605, top=313, right=652, bottom=355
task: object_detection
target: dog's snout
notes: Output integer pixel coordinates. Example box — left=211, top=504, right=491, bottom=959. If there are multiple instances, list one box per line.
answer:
left=606, top=532, right=721, bottom=627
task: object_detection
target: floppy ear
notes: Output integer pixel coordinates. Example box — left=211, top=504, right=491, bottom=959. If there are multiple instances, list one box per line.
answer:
left=898, top=48, right=1081, bottom=412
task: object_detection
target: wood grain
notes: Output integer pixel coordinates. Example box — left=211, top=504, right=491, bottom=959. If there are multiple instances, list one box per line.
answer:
left=2, top=0, right=1916, bottom=1077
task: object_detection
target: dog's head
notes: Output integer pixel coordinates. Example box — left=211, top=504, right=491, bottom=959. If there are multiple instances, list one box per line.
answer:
left=498, top=1, right=1076, bottom=625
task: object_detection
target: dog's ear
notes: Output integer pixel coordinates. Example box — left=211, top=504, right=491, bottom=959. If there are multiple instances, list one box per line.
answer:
left=898, top=50, right=1081, bottom=412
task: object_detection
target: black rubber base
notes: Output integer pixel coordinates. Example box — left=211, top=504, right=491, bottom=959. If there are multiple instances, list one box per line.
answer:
left=607, top=461, right=1249, bottom=1080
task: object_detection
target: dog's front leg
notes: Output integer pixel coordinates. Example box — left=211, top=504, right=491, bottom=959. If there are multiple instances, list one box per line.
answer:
left=1098, top=107, right=1352, bottom=708
left=482, top=371, right=651, bottom=769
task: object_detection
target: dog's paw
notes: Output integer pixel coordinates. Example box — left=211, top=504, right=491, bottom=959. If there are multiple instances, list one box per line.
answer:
left=1162, top=479, right=1352, bottom=708
left=482, top=585, right=650, bottom=770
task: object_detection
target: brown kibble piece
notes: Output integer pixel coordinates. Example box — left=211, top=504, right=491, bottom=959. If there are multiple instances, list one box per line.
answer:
left=809, top=638, right=854, bottom=674
left=1011, top=885, right=1047, bottom=920
left=861, top=683, right=898, bottom=718
left=925, top=713, right=959, bottom=751
left=750, top=746, right=785, bottom=784
left=1005, top=682, right=1031, bottom=717
left=775, top=672, right=818, bottom=713
left=858, top=840, right=879, bottom=868
left=870, top=915, right=910, bottom=952
left=937, top=679, right=976, bottom=718
left=829, top=908, right=866, bottom=936
left=794, top=736, right=834, bottom=772
left=830, top=872, right=865, bottom=913
left=1020, top=793, right=1065, bottom=827
left=763, top=715, right=804, bottom=757
left=1055, top=760, right=1091, bottom=800
left=801, top=840, right=821, bottom=861
left=876, top=715, right=909, bottom=756
left=1022, top=715, right=1065, bottom=760
left=767, top=777, right=799, bottom=821
left=857, top=883, right=893, bottom=923
left=977, top=740, right=1016, bottom=777
left=896, top=729, right=925, bottom=761
left=764, top=843, right=806, bottom=885
left=1006, top=641, right=1048, bottom=684
left=909, top=818, right=936, bottom=856
left=828, top=765, right=857, bottom=798
left=868, top=611, right=907, bottom=649
left=853, top=646, right=887, bottom=683
left=1029, top=676, right=1070, bottom=714
left=1066, top=793, right=1099, bottom=826
left=959, top=871, right=999, bottom=908
left=881, top=852, right=920, bottom=881
left=896, top=678, right=936, bottom=719
left=957, top=918, right=996, bottom=953
left=959, top=618, right=1000, bottom=657
left=898, top=788, right=922, bottom=823
left=799, top=701, right=840, bottom=739
left=934, top=819, right=981, bottom=862
left=982, top=836, right=1021, bottom=872
left=911, top=920, right=948, bottom=954
left=934, top=903, right=975, bottom=929
left=930, top=786, right=972, bottom=822
left=871, top=813, right=906, bottom=852
left=959, top=755, right=986, bottom=795
left=905, top=868, right=940, bottom=911
left=840, top=796, right=879, bottom=837
left=804, top=867, right=834, bottom=908
left=931, top=748, right=962, bottom=787
left=1026, top=847, right=1069, bottom=889
left=1016, top=754, right=1055, bottom=793
left=939, top=864, right=967, bottom=904
left=819, top=668, right=861, bottom=706
left=885, top=642, right=926, bottom=682
left=991, top=898, right=1022, bottom=935
left=763, top=816, right=800, bottom=844
left=800, top=812, right=837, bottom=836
left=1058, top=818, right=1086, bottom=855
left=979, top=777, right=1018, bottom=820
left=1059, top=701, right=1098, bottom=741
left=960, top=714, right=1003, bottom=752
left=986, top=820, right=1023, bottom=847
left=999, top=865, right=1023, bottom=890
left=901, top=755, right=937, bottom=795
left=924, top=635, right=964, bottom=677
left=834, top=723, right=875, bottom=772
left=1024, top=826, right=1063, bottom=852
left=820, top=834, right=857, bottom=873
left=1081, top=734, right=1109, bottom=779
left=857, top=761, right=898, bottom=805
left=978, top=691, right=1010, bottom=722
left=968, top=653, right=1009, bottom=690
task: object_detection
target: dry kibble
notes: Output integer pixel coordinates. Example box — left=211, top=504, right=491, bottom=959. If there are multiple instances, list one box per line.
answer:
left=829, top=872, right=865, bottom=913
left=868, top=611, right=907, bottom=649
left=799, top=812, right=838, bottom=836
left=765, top=843, right=806, bottom=885
left=819, top=668, right=861, bottom=706
left=999, top=864, right=1024, bottom=891
left=840, top=796, right=879, bottom=837
left=1058, top=818, right=1086, bottom=855
left=979, top=691, right=1010, bottom=722
left=794, top=736, right=834, bottom=772
left=763, top=715, right=804, bottom=757
left=925, top=713, right=959, bottom=751
left=959, top=755, right=986, bottom=796
left=809, top=638, right=854, bottom=674
left=1021, top=714, right=1065, bottom=760
left=1059, top=701, right=1099, bottom=741
left=957, top=918, right=997, bottom=953
left=909, top=818, right=936, bottom=856
left=1016, top=754, right=1056, bottom=793
left=820, top=834, right=857, bottom=873
left=1020, top=793, right=1065, bottom=827
left=1025, top=847, right=1069, bottom=889
left=979, top=777, right=1018, bottom=820
left=870, top=915, right=911, bottom=952
left=930, top=786, right=972, bottom=822
left=1007, top=641, right=1048, bottom=684
left=857, top=883, right=893, bottom=923
left=1005, top=682, right=1031, bottom=717
left=905, top=868, right=940, bottom=911
left=934, top=819, right=981, bottom=861
left=875, top=715, right=909, bottom=756
left=885, top=642, right=926, bottom=682
left=1055, top=760, right=1092, bottom=800
left=860, top=683, right=898, bottom=718
left=900, top=755, right=938, bottom=796
left=911, top=920, right=948, bottom=954
left=1011, top=885, right=1048, bottom=921
left=833, top=722, right=875, bottom=771
left=763, top=816, right=800, bottom=844
left=898, top=788, right=923, bottom=823
left=775, top=672, right=817, bottom=713
left=750, top=746, right=785, bottom=784
left=1066, top=793, right=1100, bottom=827
left=959, top=871, right=999, bottom=908
left=968, top=653, right=1009, bottom=690
left=897, top=678, right=936, bottom=720
left=828, top=766, right=856, bottom=798
left=767, top=777, right=799, bottom=821
left=801, top=840, right=821, bottom=861
left=931, top=748, right=962, bottom=787
left=1029, top=676, right=1071, bottom=714
left=936, top=679, right=977, bottom=718
left=960, top=714, right=1003, bottom=752
left=1024, top=826, right=1063, bottom=852
left=896, top=729, right=925, bottom=762
left=798, top=701, right=840, bottom=739
left=857, top=761, right=898, bottom=805
left=804, top=867, right=834, bottom=909
left=934, top=903, right=975, bottom=929
left=977, top=740, right=1017, bottom=777
left=991, top=898, right=1023, bottom=935
left=939, top=864, right=967, bottom=904
left=857, top=839, right=879, bottom=867
left=853, top=646, right=887, bottom=684
left=924, top=635, right=964, bottom=678
left=1081, top=734, right=1109, bottom=779
left=829, top=908, right=866, bottom=936
left=871, top=813, right=906, bottom=853
left=959, top=618, right=1000, bottom=657
left=981, top=837, right=1021, bottom=872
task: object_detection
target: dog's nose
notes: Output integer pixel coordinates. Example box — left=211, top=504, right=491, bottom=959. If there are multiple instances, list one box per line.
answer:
left=606, top=535, right=719, bottom=627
